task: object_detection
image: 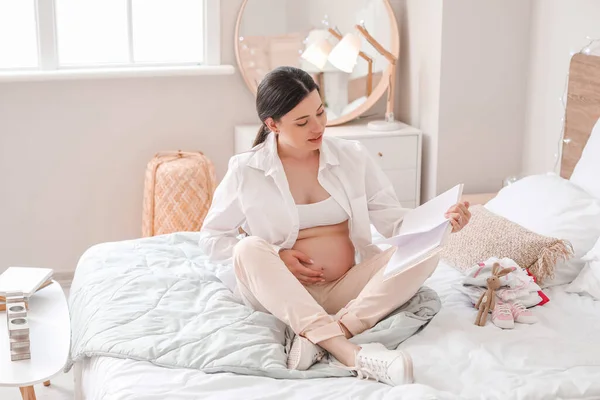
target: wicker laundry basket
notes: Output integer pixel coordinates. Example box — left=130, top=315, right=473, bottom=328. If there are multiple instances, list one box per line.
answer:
left=142, top=151, right=217, bottom=237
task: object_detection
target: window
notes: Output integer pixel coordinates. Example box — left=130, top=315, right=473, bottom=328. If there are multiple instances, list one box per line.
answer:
left=0, top=1, right=39, bottom=68
left=0, top=0, right=220, bottom=72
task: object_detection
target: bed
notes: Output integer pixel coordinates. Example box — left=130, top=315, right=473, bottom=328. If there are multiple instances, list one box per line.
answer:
left=72, top=259, right=600, bottom=400
left=68, top=54, right=600, bottom=400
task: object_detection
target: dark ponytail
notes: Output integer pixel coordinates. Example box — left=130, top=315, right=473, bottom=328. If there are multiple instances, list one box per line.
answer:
left=253, top=66, right=320, bottom=147
left=254, top=124, right=270, bottom=148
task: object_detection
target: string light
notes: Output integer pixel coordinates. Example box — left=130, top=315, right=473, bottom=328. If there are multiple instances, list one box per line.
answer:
left=552, top=36, right=600, bottom=173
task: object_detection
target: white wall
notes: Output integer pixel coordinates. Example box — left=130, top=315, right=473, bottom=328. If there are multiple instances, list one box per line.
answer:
left=395, top=0, right=443, bottom=202
left=286, top=1, right=309, bottom=33
left=522, top=0, right=600, bottom=175
left=239, top=0, right=288, bottom=36
left=437, top=0, right=531, bottom=194
left=396, top=0, right=531, bottom=200
left=0, top=0, right=256, bottom=276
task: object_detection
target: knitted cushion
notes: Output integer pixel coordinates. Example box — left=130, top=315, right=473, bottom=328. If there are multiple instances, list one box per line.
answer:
left=441, top=205, right=573, bottom=284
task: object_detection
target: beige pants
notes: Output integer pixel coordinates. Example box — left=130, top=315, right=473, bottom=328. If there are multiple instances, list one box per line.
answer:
left=233, top=236, right=438, bottom=344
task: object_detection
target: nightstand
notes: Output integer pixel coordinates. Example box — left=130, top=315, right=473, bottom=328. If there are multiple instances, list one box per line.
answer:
left=0, top=281, right=70, bottom=400
left=234, top=122, right=423, bottom=208
left=461, top=192, right=498, bottom=205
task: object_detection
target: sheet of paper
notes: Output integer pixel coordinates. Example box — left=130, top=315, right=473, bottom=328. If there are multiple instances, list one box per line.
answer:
left=397, top=183, right=464, bottom=236
left=374, top=183, right=464, bottom=247
left=383, top=221, right=450, bottom=278
left=373, top=182, right=463, bottom=279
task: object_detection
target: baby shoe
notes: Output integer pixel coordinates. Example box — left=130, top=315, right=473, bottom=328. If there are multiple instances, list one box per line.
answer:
left=510, top=301, right=538, bottom=324
left=491, top=302, right=514, bottom=329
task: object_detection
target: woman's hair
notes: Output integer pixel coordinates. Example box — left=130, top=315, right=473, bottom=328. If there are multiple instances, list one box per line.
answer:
left=253, top=66, right=320, bottom=147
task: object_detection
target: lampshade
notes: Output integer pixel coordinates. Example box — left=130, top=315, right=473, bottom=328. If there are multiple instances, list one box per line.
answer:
left=301, top=39, right=333, bottom=71
left=328, top=32, right=361, bottom=73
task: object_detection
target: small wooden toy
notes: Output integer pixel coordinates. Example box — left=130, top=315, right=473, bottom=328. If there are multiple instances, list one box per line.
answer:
left=7, top=302, right=27, bottom=318
left=3, top=292, right=31, bottom=361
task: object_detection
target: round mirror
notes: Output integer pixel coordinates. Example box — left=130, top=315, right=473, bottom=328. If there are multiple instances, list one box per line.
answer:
left=234, top=0, right=399, bottom=126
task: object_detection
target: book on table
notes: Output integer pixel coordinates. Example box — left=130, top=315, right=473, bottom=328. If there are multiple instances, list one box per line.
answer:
left=0, top=266, right=54, bottom=299
left=375, top=184, right=464, bottom=280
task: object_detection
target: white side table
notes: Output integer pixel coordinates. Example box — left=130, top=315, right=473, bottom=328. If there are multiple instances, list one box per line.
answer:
left=0, top=281, right=70, bottom=400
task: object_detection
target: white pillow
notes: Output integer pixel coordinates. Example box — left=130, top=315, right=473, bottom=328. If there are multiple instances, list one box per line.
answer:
left=485, top=173, right=600, bottom=287
left=566, top=238, right=600, bottom=300
left=570, top=117, right=600, bottom=199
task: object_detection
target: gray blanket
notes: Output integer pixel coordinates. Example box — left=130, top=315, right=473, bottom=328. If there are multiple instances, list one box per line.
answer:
left=67, top=232, right=441, bottom=379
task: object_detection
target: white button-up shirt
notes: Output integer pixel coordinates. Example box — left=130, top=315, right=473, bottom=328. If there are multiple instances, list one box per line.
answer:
left=198, top=131, right=410, bottom=265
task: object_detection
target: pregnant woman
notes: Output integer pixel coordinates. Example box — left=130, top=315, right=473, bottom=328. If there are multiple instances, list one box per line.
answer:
left=199, top=66, right=470, bottom=386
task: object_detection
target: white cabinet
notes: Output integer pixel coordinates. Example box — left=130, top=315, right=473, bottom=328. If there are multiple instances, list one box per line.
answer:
left=234, top=123, right=422, bottom=208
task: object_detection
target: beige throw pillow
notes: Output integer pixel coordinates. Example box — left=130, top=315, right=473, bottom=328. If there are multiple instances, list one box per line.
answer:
left=441, top=205, right=573, bottom=284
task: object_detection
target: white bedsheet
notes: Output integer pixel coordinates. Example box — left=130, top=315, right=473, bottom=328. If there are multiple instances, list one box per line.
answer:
left=77, top=356, right=437, bottom=400
left=75, top=262, right=600, bottom=400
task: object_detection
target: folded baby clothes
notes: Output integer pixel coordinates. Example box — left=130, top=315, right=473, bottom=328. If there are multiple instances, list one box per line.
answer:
left=454, top=257, right=547, bottom=309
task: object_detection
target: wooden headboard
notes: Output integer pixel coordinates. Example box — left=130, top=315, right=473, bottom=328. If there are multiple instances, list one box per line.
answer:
left=561, top=54, right=600, bottom=178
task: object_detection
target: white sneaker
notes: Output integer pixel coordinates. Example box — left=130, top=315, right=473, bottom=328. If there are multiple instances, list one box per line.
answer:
left=286, top=335, right=327, bottom=370
left=335, top=343, right=414, bottom=386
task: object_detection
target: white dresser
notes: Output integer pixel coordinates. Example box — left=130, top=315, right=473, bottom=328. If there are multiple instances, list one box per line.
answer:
left=234, top=122, right=422, bottom=208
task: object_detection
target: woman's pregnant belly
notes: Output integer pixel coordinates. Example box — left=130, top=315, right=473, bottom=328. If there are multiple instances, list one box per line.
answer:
left=292, top=221, right=355, bottom=282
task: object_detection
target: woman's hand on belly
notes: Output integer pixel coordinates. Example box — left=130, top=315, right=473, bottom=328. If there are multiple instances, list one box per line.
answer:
left=279, top=249, right=326, bottom=285
left=293, top=225, right=356, bottom=283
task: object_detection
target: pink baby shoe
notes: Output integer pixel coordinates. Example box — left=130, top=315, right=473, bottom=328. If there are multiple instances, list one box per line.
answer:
left=510, top=302, right=538, bottom=324
left=492, top=302, right=514, bottom=329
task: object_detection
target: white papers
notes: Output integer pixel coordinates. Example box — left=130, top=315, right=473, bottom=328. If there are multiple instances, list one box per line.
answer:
left=397, top=184, right=465, bottom=236
left=0, top=267, right=54, bottom=298
left=375, top=184, right=464, bottom=279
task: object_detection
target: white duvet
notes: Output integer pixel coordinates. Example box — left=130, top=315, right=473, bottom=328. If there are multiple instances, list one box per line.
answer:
left=70, top=233, right=600, bottom=400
